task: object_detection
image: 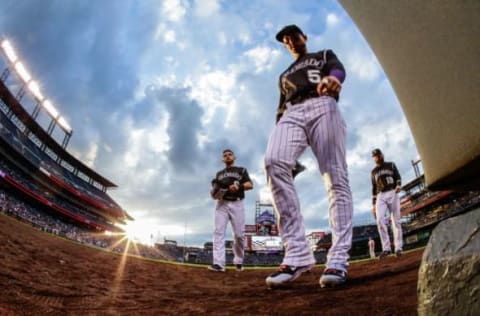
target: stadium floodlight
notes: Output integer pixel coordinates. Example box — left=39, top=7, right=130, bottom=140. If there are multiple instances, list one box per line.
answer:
left=14, top=61, right=32, bottom=83
left=27, top=80, right=44, bottom=101
left=1, top=39, right=18, bottom=63
left=57, top=116, right=72, bottom=133
left=42, top=99, right=59, bottom=119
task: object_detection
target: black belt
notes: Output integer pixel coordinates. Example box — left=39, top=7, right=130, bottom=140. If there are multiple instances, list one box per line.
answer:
left=380, top=188, right=395, bottom=193
left=223, top=197, right=242, bottom=201
left=290, top=90, right=319, bottom=105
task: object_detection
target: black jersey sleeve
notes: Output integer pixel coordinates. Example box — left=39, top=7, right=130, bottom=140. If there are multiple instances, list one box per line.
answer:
left=371, top=170, right=377, bottom=204
left=240, top=168, right=252, bottom=185
left=323, top=49, right=346, bottom=78
left=392, top=163, right=401, bottom=186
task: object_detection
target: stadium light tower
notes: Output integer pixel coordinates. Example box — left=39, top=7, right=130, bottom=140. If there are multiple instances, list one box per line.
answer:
left=1, top=37, right=74, bottom=148
left=1, top=39, right=18, bottom=63
left=44, top=99, right=59, bottom=135
left=411, top=159, right=422, bottom=178
left=58, top=116, right=72, bottom=134
left=27, top=81, right=44, bottom=101
left=14, top=61, right=32, bottom=82
left=43, top=99, right=59, bottom=119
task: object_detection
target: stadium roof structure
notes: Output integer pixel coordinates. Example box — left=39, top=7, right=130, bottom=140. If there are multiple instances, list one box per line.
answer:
left=402, top=175, right=425, bottom=192
left=339, top=0, right=480, bottom=190
left=0, top=79, right=117, bottom=188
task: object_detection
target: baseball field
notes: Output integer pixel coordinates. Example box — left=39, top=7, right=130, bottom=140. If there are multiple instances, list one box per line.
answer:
left=0, top=213, right=421, bottom=315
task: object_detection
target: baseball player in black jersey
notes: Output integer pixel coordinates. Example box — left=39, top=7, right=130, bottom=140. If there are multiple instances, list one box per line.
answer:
left=208, top=149, right=253, bottom=272
left=371, top=148, right=403, bottom=258
left=265, top=25, right=353, bottom=288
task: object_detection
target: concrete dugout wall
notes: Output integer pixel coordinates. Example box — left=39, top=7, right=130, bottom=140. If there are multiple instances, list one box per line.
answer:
left=339, top=0, right=480, bottom=190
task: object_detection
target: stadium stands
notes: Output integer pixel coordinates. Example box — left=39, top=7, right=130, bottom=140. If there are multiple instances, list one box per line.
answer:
left=0, top=40, right=144, bottom=263
left=0, top=188, right=172, bottom=260
left=0, top=45, right=131, bottom=234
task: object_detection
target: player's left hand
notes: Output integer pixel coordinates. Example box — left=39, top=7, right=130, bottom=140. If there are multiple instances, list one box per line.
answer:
left=317, top=75, right=341, bottom=97
left=395, top=185, right=402, bottom=193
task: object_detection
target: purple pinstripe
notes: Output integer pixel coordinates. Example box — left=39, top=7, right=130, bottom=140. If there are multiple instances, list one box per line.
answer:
left=213, top=200, right=245, bottom=267
left=375, top=190, right=403, bottom=252
left=265, top=96, right=353, bottom=271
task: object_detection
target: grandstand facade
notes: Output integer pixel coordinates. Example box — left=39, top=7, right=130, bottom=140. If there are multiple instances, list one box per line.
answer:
left=0, top=39, right=131, bottom=235
left=400, top=174, right=480, bottom=245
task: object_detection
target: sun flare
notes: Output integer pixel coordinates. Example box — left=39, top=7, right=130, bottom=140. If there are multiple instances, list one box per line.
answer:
left=118, top=219, right=158, bottom=246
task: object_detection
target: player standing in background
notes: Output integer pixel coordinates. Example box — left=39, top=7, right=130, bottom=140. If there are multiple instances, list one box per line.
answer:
left=208, top=149, right=253, bottom=272
left=371, top=148, right=403, bottom=258
left=264, top=25, right=353, bottom=288
left=368, top=237, right=376, bottom=258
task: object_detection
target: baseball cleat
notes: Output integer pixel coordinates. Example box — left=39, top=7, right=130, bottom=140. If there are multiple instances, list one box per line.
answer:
left=208, top=264, right=226, bottom=272
left=378, top=251, right=390, bottom=259
left=235, top=264, right=244, bottom=271
left=265, top=264, right=312, bottom=288
left=319, top=268, right=347, bottom=288
left=395, top=250, right=402, bottom=257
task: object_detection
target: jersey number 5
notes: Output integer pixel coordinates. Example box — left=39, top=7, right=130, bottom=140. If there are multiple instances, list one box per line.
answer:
left=307, top=69, right=321, bottom=83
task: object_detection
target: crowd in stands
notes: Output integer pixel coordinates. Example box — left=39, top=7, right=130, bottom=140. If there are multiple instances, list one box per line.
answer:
left=1, top=188, right=78, bottom=237
left=0, top=103, right=120, bottom=213
left=2, top=177, right=479, bottom=266
left=402, top=190, right=480, bottom=234
left=0, top=158, right=116, bottom=230
left=1, top=186, right=328, bottom=266
left=182, top=249, right=285, bottom=266
left=352, top=225, right=378, bottom=241
left=181, top=248, right=327, bottom=266
left=0, top=188, right=170, bottom=260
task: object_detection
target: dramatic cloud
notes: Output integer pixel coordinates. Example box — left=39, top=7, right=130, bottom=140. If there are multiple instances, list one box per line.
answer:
left=0, top=0, right=419, bottom=246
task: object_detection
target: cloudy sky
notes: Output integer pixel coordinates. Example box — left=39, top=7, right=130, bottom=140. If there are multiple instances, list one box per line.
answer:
left=0, top=0, right=420, bottom=247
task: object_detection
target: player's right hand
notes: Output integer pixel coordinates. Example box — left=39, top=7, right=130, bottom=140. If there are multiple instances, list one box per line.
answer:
left=317, top=76, right=341, bottom=97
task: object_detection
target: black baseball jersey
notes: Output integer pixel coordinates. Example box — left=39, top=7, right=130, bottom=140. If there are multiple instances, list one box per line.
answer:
left=214, top=166, right=251, bottom=201
left=276, top=49, right=345, bottom=122
left=371, top=161, right=401, bottom=198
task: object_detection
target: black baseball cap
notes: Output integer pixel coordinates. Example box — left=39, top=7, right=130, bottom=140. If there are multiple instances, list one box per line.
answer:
left=275, top=24, right=306, bottom=42
left=371, top=148, right=383, bottom=157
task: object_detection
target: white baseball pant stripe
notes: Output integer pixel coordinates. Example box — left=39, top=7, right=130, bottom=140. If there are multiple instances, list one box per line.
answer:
left=213, top=200, right=245, bottom=267
left=265, top=96, right=353, bottom=271
left=375, top=189, right=403, bottom=252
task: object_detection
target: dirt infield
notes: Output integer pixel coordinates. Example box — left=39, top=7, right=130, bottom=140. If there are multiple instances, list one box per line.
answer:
left=0, top=214, right=422, bottom=315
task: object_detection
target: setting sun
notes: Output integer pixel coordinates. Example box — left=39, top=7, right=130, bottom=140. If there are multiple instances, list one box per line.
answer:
left=118, top=220, right=158, bottom=246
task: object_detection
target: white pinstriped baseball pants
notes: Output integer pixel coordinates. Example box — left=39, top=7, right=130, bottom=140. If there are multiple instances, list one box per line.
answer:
left=265, top=96, right=353, bottom=271
left=213, top=200, right=245, bottom=267
left=375, top=189, right=403, bottom=252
